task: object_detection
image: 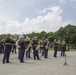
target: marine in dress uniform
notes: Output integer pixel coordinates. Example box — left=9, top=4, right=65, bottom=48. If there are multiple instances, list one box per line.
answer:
left=2, top=34, right=14, bottom=64
left=18, top=35, right=25, bottom=63
left=1, top=39, right=5, bottom=54
left=43, top=39, right=49, bottom=59
left=61, top=40, right=66, bottom=57
left=53, top=39, right=58, bottom=57
left=40, top=40, right=44, bottom=54
left=0, top=40, right=3, bottom=54
left=25, top=37, right=31, bottom=58
left=32, top=36, right=41, bottom=60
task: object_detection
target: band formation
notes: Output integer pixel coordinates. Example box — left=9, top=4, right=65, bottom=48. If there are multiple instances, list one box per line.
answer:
left=0, top=34, right=66, bottom=64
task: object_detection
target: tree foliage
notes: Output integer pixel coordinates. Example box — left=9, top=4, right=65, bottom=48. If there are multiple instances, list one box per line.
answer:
left=0, top=24, right=76, bottom=48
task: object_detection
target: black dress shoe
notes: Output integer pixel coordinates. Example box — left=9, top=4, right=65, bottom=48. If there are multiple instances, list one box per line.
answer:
left=53, top=56, right=57, bottom=57
left=6, top=61, right=11, bottom=63
left=28, top=57, right=31, bottom=58
left=2, top=62, right=5, bottom=64
left=20, top=61, right=24, bottom=63
left=37, top=59, right=41, bottom=60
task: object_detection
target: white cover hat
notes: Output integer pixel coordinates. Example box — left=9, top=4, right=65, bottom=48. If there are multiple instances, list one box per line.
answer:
left=19, top=34, right=24, bottom=39
left=26, top=36, right=30, bottom=41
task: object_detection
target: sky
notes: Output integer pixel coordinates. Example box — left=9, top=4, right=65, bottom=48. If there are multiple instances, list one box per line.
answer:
left=0, top=0, right=76, bottom=34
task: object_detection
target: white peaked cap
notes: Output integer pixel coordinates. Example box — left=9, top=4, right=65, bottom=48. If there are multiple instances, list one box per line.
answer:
left=19, top=34, right=24, bottom=39
left=26, top=36, right=30, bottom=40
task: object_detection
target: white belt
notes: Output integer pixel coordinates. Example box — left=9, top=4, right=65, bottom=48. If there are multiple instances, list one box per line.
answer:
left=5, top=43, right=11, bottom=45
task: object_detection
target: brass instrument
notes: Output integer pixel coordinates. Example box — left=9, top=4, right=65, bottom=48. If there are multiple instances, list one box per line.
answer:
left=26, top=40, right=33, bottom=51
left=45, top=42, right=49, bottom=49
left=36, top=41, right=40, bottom=50
left=45, top=46, right=48, bottom=49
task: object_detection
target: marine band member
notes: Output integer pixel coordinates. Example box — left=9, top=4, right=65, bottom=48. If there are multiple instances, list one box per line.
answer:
left=40, top=40, right=44, bottom=54
left=2, top=34, right=14, bottom=64
left=43, top=39, right=49, bottom=59
left=18, top=35, right=25, bottom=63
left=61, top=40, right=66, bottom=56
left=32, top=36, right=41, bottom=60
left=25, top=36, right=32, bottom=58
left=53, top=39, right=58, bottom=57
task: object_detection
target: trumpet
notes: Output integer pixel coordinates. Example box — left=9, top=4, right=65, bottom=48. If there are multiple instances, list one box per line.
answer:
left=26, top=40, right=33, bottom=51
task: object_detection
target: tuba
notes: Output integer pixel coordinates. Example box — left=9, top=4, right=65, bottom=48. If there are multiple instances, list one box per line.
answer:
left=36, top=41, right=40, bottom=50
left=16, top=39, right=20, bottom=49
left=26, top=40, right=33, bottom=51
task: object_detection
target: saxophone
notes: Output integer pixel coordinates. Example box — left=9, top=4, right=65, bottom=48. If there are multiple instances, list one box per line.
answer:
left=26, top=40, right=33, bottom=51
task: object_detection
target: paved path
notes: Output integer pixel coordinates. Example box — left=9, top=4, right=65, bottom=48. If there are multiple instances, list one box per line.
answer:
left=0, top=51, right=76, bottom=75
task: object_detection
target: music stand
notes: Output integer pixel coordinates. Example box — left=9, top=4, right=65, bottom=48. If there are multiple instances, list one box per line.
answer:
left=63, top=54, right=68, bottom=66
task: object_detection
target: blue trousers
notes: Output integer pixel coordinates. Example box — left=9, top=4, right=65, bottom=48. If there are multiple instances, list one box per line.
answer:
left=20, top=48, right=25, bottom=62
left=61, top=48, right=66, bottom=56
left=44, top=48, right=48, bottom=58
left=12, top=47, right=16, bottom=53
left=54, top=48, right=57, bottom=57
left=26, top=48, right=31, bottom=58
left=33, top=50, right=40, bottom=60
left=0, top=48, right=2, bottom=54
left=3, top=48, right=11, bottom=63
